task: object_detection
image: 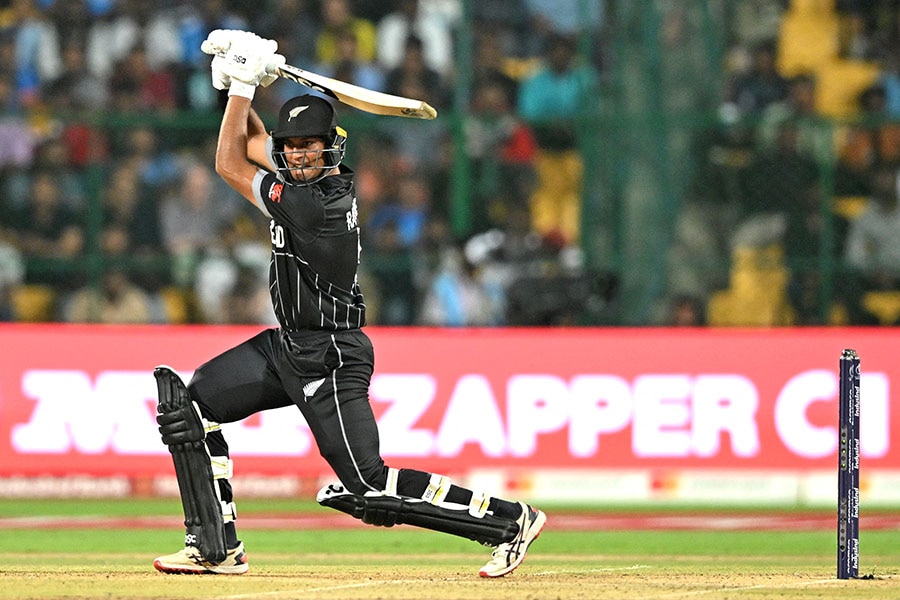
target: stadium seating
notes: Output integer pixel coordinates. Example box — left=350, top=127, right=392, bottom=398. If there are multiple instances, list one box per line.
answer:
left=11, top=285, right=57, bottom=322
left=707, top=244, right=795, bottom=326
left=862, top=290, right=900, bottom=325
left=777, top=0, right=880, bottom=118
left=776, top=0, right=840, bottom=77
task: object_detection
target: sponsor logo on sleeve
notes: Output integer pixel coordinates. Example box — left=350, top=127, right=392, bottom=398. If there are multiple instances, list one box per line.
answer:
left=269, top=182, right=284, bottom=203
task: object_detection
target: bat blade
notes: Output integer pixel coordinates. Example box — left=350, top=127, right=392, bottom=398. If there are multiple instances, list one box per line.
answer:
left=274, top=63, right=437, bottom=120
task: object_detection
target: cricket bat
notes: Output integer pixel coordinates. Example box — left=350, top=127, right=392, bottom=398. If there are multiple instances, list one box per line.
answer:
left=267, top=61, right=438, bottom=120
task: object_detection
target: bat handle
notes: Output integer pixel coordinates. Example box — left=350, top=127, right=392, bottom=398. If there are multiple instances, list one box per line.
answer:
left=265, top=54, right=286, bottom=75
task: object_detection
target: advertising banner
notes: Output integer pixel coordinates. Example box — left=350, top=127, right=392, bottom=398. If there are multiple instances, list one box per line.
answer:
left=1, top=324, right=897, bottom=483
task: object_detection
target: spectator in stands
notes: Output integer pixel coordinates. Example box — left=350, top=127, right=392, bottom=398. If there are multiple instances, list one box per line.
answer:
left=63, top=268, right=155, bottom=324
left=377, top=0, right=454, bottom=80
left=175, top=0, right=248, bottom=110
left=366, top=171, right=432, bottom=324
left=117, top=125, right=181, bottom=193
left=45, top=0, right=93, bottom=48
left=158, top=160, right=242, bottom=286
left=6, top=0, right=62, bottom=107
left=0, top=68, right=37, bottom=169
left=3, top=169, right=83, bottom=289
left=368, top=172, right=431, bottom=251
left=724, top=38, right=788, bottom=118
left=757, top=72, right=832, bottom=167
left=419, top=244, right=501, bottom=326
left=41, top=42, right=111, bottom=173
left=384, top=34, right=447, bottom=109
left=100, top=162, right=162, bottom=259
left=108, top=45, right=178, bottom=113
left=471, top=25, right=520, bottom=108
left=517, top=32, right=596, bottom=245
left=843, top=162, right=900, bottom=323
left=472, top=0, right=530, bottom=60
left=251, top=0, right=319, bottom=66
left=835, top=0, right=876, bottom=60
left=314, top=27, right=385, bottom=95
left=316, top=0, right=377, bottom=67
left=193, top=216, right=270, bottom=324
left=44, top=36, right=109, bottom=110
left=867, top=7, right=900, bottom=118
left=465, top=77, right=537, bottom=232
left=175, top=0, right=248, bottom=72
left=0, top=241, right=23, bottom=321
left=522, top=0, right=604, bottom=60
left=28, top=140, right=88, bottom=212
left=835, top=83, right=900, bottom=196
left=83, top=0, right=143, bottom=83
left=219, top=264, right=276, bottom=325
left=666, top=293, right=706, bottom=326
left=251, top=0, right=320, bottom=111
left=379, top=39, right=451, bottom=170
left=737, top=119, right=845, bottom=323
left=736, top=120, right=821, bottom=250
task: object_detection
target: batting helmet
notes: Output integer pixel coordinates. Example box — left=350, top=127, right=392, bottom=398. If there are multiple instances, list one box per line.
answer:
left=271, top=95, right=347, bottom=185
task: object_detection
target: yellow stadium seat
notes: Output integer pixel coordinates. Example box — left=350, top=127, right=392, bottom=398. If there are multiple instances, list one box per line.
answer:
left=815, top=60, right=881, bottom=118
left=159, top=286, right=192, bottom=324
left=862, top=291, right=900, bottom=325
left=833, top=196, right=869, bottom=220
left=791, top=0, right=836, bottom=13
left=777, top=9, right=840, bottom=76
left=11, top=284, right=56, bottom=322
left=707, top=244, right=795, bottom=326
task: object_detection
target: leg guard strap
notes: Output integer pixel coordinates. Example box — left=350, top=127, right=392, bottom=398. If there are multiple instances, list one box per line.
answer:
left=155, top=366, right=227, bottom=564
left=317, top=484, right=518, bottom=546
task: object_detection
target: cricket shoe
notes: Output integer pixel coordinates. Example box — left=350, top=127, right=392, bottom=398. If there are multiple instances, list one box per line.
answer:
left=153, top=542, right=248, bottom=575
left=479, top=502, right=546, bottom=577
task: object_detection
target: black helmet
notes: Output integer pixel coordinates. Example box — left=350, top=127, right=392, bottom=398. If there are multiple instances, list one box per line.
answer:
left=271, top=95, right=347, bottom=185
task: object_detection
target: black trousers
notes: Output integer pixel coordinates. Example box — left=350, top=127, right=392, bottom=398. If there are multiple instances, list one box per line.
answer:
left=187, top=327, right=388, bottom=503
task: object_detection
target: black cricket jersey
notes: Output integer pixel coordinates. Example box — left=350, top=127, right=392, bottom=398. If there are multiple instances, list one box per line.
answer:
left=251, top=165, right=366, bottom=332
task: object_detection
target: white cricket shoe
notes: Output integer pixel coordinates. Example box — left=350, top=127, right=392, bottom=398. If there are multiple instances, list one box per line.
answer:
left=153, top=542, right=248, bottom=575
left=479, top=502, right=546, bottom=577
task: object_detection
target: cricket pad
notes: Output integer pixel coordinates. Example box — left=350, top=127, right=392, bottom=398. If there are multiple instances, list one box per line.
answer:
left=155, top=366, right=227, bottom=564
left=318, top=485, right=518, bottom=546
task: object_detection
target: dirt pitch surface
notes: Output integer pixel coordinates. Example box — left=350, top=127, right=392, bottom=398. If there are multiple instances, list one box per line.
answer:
left=2, top=512, right=899, bottom=600
left=2, top=555, right=898, bottom=600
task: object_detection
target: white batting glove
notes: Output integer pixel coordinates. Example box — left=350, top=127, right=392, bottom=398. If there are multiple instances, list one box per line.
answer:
left=201, top=29, right=264, bottom=57
left=222, top=38, right=279, bottom=99
left=210, top=54, right=231, bottom=90
left=200, top=29, right=236, bottom=56
left=260, top=53, right=285, bottom=87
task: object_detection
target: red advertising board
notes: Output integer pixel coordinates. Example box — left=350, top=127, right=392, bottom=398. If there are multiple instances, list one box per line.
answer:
left=0, top=324, right=897, bottom=478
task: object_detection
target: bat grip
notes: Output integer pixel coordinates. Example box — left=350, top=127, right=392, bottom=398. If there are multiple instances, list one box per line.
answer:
left=265, top=55, right=286, bottom=75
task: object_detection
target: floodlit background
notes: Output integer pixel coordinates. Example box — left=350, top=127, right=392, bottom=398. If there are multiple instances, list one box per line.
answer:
left=0, top=0, right=898, bottom=506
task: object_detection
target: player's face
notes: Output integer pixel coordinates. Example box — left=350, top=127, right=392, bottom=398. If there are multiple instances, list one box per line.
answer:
left=282, top=136, right=328, bottom=183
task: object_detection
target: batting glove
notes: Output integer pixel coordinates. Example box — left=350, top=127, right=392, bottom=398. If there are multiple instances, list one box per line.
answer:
left=210, top=54, right=231, bottom=91
left=260, top=53, right=285, bottom=87
left=202, top=30, right=280, bottom=98
left=200, top=28, right=237, bottom=56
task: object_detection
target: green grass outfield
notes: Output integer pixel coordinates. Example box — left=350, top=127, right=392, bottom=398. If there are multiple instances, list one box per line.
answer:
left=1, top=498, right=898, bottom=600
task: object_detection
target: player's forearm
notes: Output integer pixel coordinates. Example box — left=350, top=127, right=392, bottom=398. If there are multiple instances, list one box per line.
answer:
left=216, top=96, right=258, bottom=201
left=247, top=107, right=266, bottom=138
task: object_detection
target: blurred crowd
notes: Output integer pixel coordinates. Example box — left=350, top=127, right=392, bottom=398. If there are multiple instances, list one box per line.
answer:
left=0, top=0, right=899, bottom=327
left=0, top=0, right=606, bottom=326
left=667, top=0, right=900, bottom=326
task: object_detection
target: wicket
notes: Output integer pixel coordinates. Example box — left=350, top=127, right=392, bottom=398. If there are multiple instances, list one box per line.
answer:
left=837, top=348, right=860, bottom=579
